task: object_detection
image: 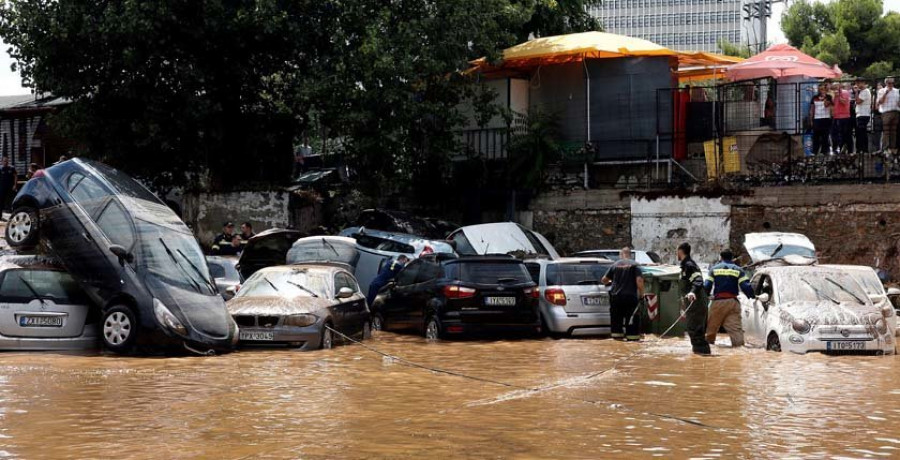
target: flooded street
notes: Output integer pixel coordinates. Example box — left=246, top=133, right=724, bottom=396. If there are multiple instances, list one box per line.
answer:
left=1, top=333, right=898, bottom=459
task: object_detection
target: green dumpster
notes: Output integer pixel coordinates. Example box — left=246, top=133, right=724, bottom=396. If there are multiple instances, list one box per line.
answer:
left=639, top=265, right=688, bottom=337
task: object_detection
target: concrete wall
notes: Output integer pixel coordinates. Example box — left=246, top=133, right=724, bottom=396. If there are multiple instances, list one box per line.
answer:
left=182, top=190, right=291, bottom=247
left=529, top=184, right=900, bottom=279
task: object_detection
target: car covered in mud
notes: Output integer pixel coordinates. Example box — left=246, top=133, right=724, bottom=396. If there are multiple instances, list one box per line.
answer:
left=525, top=257, right=613, bottom=337
left=574, top=249, right=660, bottom=265
left=447, top=223, right=560, bottom=259
left=743, top=232, right=816, bottom=266
left=824, top=264, right=900, bottom=336
left=0, top=255, right=98, bottom=350
left=228, top=263, right=370, bottom=349
left=6, top=158, right=237, bottom=354
left=742, top=265, right=896, bottom=354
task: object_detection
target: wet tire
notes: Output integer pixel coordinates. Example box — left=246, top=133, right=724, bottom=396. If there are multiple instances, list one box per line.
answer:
left=362, top=321, right=372, bottom=340
left=424, top=316, right=442, bottom=341
left=6, top=206, right=39, bottom=250
left=102, top=306, right=137, bottom=354
left=371, top=313, right=385, bottom=332
left=320, top=324, right=334, bottom=350
left=766, top=332, right=782, bottom=352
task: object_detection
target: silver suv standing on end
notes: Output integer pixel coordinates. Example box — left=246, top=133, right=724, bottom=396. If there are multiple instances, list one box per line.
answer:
left=525, top=257, right=613, bottom=337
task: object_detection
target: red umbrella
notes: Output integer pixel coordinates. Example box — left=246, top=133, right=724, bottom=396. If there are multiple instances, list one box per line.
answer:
left=725, top=43, right=842, bottom=81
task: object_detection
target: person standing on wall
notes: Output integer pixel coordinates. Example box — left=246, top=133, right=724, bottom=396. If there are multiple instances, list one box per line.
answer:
left=856, top=79, right=872, bottom=155
left=703, top=249, right=754, bottom=348
left=809, top=84, right=833, bottom=156
left=601, top=247, right=645, bottom=342
left=677, top=242, right=710, bottom=355
left=877, top=77, right=900, bottom=156
left=831, top=82, right=852, bottom=154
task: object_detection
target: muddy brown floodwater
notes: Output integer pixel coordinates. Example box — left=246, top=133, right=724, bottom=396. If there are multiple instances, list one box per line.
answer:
left=1, top=333, right=899, bottom=459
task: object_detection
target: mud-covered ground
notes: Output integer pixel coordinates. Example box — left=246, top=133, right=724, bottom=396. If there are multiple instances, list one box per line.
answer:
left=0, top=333, right=898, bottom=459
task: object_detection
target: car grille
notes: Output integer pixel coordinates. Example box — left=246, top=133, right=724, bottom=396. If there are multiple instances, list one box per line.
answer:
left=234, top=315, right=256, bottom=327
left=816, top=325, right=873, bottom=341
left=257, top=316, right=281, bottom=328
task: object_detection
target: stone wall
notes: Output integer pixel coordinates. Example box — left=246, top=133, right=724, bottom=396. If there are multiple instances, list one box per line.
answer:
left=529, top=184, right=900, bottom=279
left=181, top=190, right=291, bottom=247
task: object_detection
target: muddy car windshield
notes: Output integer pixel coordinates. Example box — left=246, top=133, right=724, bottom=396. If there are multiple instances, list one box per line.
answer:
left=85, top=161, right=161, bottom=203
left=755, top=244, right=816, bottom=260
left=845, top=270, right=885, bottom=296
left=237, top=269, right=329, bottom=299
left=778, top=272, right=869, bottom=305
left=446, top=262, right=532, bottom=284
left=137, top=221, right=216, bottom=295
left=547, top=263, right=610, bottom=286
left=287, top=239, right=359, bottom=266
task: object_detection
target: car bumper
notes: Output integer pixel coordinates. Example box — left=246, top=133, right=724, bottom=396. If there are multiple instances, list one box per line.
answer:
left=0, top=334, right=99, bottom=351
left=541, top=305, right=611, bottom=336
left=780, top=332, right=896, bottom=354
left=236, top=326, right=322, bottom=351
left=438, top=316, right=541, bottom=336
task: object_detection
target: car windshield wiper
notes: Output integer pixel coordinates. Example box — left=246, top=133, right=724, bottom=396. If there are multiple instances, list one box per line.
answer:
left=769, top=243, right=784, bottom=258
left=285, top=280, right=319, bottom=298
left=263, top=277, right=280, bottom=293
left=801, top=279, right=839, bottom=305
left=321, top=238, right=339, bottom=256
left=825, top=277, right=866, bottom=305
left=176, top=249, right=217, bottom=294
left=18, top=275, right=45, bottom=305
left=158, top=237, right=203, bottom=293
left=497, top=277, right=520, bottom=284
left=576, top=279, right=599, bottom=285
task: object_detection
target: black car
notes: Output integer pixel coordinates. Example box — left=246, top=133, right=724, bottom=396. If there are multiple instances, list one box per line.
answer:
left=6, top=158, right=237, bottom=354
left=371, top=254, right=541, bottom=339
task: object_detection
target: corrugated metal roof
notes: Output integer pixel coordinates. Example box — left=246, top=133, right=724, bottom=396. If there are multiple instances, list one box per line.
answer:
left=0, top=94, right=69, bottom=112
left=0, top=94, right=37, bottom=110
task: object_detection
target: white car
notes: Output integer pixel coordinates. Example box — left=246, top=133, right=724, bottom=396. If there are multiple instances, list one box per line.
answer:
left=574, top=249, right=661, bottom=265
left=741, top=265, right=896, bottom=354
left=823, top=264, right=900, bottom=337
left=744, top=232, right=816, bottom=264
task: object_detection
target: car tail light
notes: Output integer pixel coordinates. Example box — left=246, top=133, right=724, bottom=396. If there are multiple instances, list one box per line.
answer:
left=446, top=325, right=464, bottom=333
left=32, top=169, right=45, bottom=179
left=544, top=287, right=567, bottom=306
left=523, top=287, right=539, bottom=299
left=419, top=246, right=434, bottom=257
left=443, top=285, right=476, bottom=299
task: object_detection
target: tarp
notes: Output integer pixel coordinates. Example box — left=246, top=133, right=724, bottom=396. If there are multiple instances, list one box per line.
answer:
left=725, top=43, right=842, bottom=82
left=468, top=31, right=743, bottom=76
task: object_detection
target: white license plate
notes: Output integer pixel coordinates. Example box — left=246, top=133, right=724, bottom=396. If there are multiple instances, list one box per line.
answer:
left=484, top=297, right=516, bottom=307
left=240, top=330, right=274, bottom=341
left=582, top=296, right=608, bottom=307
left=826, top=341, right=866, bottom=351
left=20, top=316, right=63, bottom=327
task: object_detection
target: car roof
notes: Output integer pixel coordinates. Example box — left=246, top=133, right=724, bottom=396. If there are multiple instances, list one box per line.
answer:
left=255, top=263, right=350, bottom=275
left=442, top=255, right=525, bottom=265
left=526, top=257, right=611, bottom=265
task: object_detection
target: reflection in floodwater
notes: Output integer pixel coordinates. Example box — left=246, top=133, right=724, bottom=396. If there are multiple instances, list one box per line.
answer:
left=0, top=333, right=898, bottom=458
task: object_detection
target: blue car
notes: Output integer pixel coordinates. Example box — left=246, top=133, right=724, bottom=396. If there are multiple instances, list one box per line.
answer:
left=6, top=158, right=238, bottom=355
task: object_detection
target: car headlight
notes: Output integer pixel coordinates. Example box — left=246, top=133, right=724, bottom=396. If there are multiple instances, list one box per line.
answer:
left=153, top=298, right=187, bottom=336
left=875, top=318, right=888, bottom=335
left=283, top=314, right=317, bottom=327
left=791, top=319, right=811, bottom=334
left=882, top=305, right=895, bottom=318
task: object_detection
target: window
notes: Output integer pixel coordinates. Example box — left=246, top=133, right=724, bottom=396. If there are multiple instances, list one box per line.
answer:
left=449, top=231, right=477, bottom=255
left=208, top=263, right=226, bottom=279
left=415, top=261, right=443, bottom=284
left=0, top=269, right=90, bottom=305
left=96, top=201, right=135, bottom=250
left=395, top=261, right=421, bottom=286
left=547, top=262, right=609, bottom=286
left=334, top=272, right=358, bottom=294
left=525, top=263, right=541, bottom=284
left=67, top=172, right=110, bottom=204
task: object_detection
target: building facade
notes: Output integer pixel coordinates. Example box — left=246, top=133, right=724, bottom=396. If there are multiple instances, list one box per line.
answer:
left=590, top=0, right=766, bottom=53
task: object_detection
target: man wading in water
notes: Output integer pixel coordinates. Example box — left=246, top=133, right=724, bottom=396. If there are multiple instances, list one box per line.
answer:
left=677, top=242, right=710, bottom=355
left=601, top=247, right=645, bottom=341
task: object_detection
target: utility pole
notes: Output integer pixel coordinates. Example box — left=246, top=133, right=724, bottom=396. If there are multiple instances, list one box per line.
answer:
left=742, top=0, right=788, bottom=54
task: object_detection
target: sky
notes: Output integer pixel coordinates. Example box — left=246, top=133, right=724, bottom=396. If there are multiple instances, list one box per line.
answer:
left=1, top=0, right=900, bottom=96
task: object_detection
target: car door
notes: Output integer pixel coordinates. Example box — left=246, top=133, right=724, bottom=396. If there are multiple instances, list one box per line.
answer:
left=741, top=274, right=762, bottom=344
left=409, top=260, right=443, bottom=328
left=0, top=268, right=93, bottom=340
left=333, top=271, right=366, bottom=336
left=383, top=260, right=421, bottom=327
left=755, top=275, right=775, bottom=342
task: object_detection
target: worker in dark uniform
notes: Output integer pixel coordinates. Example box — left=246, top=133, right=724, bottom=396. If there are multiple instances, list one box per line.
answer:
left=601, top=247, right=645, bottom=341
left=677, top=242, right=710, bottom=355
left=0, top=156, right=17, bottom=215
left=239, top=222, right=255, bottom=250
left=211, top=222, right=240, bottom=256
left=367, top=255, right=410, bottom=305
left=703, top=248, right=754, bottom=347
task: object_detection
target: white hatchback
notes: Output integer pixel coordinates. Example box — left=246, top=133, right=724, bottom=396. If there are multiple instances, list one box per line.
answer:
left=741, top=265, right=896, bottom=354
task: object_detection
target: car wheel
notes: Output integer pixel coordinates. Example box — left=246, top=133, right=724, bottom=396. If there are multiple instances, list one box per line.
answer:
left=766, top=332, right=782, bottom=352
left=6, top=206, right=40, bottom=250
left=102, top=306, right=137, bottom=354
left=320, top=324, right=334, bottom=350
left=371, top=313, right=385, bottom=332
left=424, top=316, right=442, bottom=341
left=362, top=321, right=372, bottom=340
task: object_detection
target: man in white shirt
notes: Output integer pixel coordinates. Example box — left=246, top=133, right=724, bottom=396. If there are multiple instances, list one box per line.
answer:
left=877, top=77, right=900, bottom=154
left=856, top=79, right=872, bottom=154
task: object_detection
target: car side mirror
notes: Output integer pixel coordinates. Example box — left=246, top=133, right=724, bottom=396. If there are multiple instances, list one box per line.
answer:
left=108, top=244, right=134, bottom=265
left=336, top=287, right=355, bottom=299
left=225, top=286, right=238, bottom=297
left=887, top=287, right=900, bottom=296
left=757, top=293, right=770, bottom=308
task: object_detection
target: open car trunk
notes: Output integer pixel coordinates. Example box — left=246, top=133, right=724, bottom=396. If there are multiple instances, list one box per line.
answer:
left=236, top=229, right=303, bottom=280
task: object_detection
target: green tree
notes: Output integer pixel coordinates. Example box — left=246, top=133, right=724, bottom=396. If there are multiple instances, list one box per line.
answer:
left=717, top=38, right=752, bottom=59
left=862, top=61, right=896, bottom=80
